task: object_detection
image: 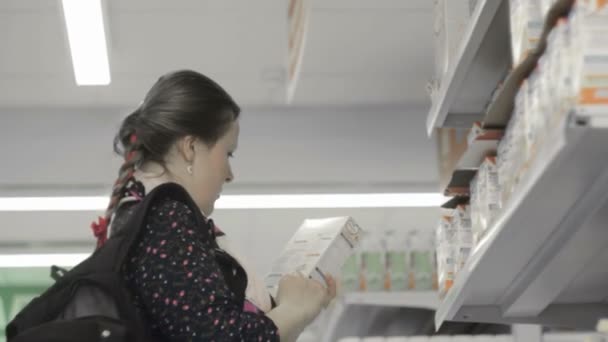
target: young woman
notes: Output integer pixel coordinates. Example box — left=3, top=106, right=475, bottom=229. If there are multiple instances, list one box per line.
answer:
left=91, top=70, right=336, bottom=341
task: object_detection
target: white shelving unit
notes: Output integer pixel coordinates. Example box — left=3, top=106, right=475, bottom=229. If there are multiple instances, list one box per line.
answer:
left=435, top=114, right=608, bottom=329
left=426, top=0, right=511, bottom=134
left=321, top=292, right=439, bottom=342
left=343, top=291, right=440, bottom=310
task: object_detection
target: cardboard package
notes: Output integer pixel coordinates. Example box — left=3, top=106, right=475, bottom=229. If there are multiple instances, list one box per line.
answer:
left=265, top=217, right=362, bottom=296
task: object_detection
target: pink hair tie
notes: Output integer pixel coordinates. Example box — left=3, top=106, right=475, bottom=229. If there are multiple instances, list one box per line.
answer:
left=91, top=216, right=109, bottom=248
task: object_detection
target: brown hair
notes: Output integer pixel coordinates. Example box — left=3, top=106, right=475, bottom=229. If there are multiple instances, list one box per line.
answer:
left=91, top=70, right=240, bottom=248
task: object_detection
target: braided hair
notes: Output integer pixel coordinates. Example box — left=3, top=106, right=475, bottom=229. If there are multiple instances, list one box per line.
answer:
left=91, top=70, right=240, bottom=249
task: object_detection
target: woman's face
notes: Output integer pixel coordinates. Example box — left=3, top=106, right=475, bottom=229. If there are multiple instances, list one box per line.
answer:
left=189, top=120, right=239, bottom=216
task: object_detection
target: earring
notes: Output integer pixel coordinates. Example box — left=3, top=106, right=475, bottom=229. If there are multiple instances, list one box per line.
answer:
left=187, top=165, right=193, bottom=175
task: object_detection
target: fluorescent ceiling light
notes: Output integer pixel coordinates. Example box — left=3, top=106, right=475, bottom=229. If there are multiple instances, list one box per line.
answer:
left=215, top=193, right=446, bottom=209
left=61, top=0, right=111, bottom=85
left=0, top=193, right=445, bottom=211
left=0, top=253, right=90, bottom=268
left=0, top=197, right=109, bottom=211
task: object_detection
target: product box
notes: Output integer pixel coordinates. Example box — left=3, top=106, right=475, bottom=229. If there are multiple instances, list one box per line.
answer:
left=265, top=217, right=362, bottom=296
left=436, top=213, right=456, bottom=297
left=469, top=173, right=482, bottom=244
left=454, top=204, right=473, bottom=272
left=407, top=230, right=435, bottom=291
left=479, top=156, right=501, bottom=233
left=385, top=230, right=408, bottom=292
left=579, top=0, right=608, bottom=13
left=573, top=15, right=608, bottom=117
left=340, top=253, right=360, bottom=292
left=361, top=243, right=386, bottom=292
left=510, top=0, right=544, bottom=64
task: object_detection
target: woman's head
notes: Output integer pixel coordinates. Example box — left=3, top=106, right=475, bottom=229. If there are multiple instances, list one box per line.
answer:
left=94, top=70, right=240, bottom=246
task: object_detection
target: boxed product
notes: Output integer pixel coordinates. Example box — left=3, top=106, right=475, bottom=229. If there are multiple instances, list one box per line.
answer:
left=341, top=253, right=360, bottom=292
left=479, top=156, right=501, bottom=233
left=571, top=9, right=608, bottom=117
left=469, top=173, right=483, bottom=244
left=407, top=230, right=435, bottom=291
left=360, top=232, right=385, bottom=292
left=555, top=19, right=576, bottom=121
left=529, top=65, right=551, bottom=151
left=470, top=157, right=501, bottom=245
left=579, top=0, right=608, bottom=13
left=497, top=105, right=527, bottom=209
left=510, top=0, right=544, bottom=64
left=497, top=117, right=515, bottom=208
left=454, top=204, right=473, bottom=273
left=436, top=213, right=456, bottom=297
left=265, top=217, right=362, bottom=296
left=384, top=229, right=409, bottom=292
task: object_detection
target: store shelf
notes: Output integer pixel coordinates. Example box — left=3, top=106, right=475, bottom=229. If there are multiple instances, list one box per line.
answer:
left=343, top=291, right=440, bottom=310
left=321, top=291, right=439, bottom=342
left=444, top=126, right=503, bottom=196
left=426, top=0, right=511, bottom=135
left=483, top=0, right=575, bottom=128
left=435, top=114, right=608, bottom=330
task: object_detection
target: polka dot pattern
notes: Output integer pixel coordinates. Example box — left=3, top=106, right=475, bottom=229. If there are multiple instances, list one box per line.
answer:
left=123, top=195, right=279, bottom=341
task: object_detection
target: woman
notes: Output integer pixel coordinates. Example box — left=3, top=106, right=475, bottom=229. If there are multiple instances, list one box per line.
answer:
left=91, top=70, right=336, bottom=341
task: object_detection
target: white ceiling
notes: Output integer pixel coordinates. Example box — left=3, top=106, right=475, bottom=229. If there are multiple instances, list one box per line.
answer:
left=294, top=0, right=433, bottom=106
left=0, top=0, right=434, bottom=107
left=0, top=0, right=438, bottom=191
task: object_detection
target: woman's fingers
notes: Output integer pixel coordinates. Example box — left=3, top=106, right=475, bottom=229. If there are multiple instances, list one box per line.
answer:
left=326, top=275, right=337, bottom=300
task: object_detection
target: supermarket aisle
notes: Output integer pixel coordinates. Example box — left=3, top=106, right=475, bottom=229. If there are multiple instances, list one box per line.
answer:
left=1, top=0, right=608, bottom=341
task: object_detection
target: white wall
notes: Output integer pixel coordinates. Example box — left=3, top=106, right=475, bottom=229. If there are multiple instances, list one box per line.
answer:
left=0, top=105, right=438, bottom=193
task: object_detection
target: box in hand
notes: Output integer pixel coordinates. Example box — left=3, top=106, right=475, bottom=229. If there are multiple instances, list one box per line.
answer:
left=265, top=217, right=362, bottom=297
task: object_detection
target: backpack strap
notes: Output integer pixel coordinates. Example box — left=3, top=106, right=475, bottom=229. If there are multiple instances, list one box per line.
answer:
left=50, top=266, right=69, bottom=282
left=110, top=182, right=211, bottom=272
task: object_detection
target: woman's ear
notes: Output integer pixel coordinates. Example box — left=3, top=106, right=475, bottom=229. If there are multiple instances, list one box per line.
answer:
left=177, top=135, right=197, bottom=164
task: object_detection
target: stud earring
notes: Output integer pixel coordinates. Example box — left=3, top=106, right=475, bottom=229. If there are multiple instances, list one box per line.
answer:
left=187, top=165, right=193, bottom=175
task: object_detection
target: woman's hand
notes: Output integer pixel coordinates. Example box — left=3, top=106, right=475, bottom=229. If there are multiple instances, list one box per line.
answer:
left=267, top=272, right=337, bottom=342
left=276, top=272, right=337, bottom=322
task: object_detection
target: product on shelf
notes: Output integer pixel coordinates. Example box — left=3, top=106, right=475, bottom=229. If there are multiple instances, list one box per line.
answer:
left=454, top=204, right=473, bottom=273
left=469, top=174, right=482, bottom=244
left=498, top=2, right=608, bottom=213
left=385, top=229, right=409, bottom=291
left=570, top=4, right=608, bottom=114
left=341, top=253, right=361, bottom=292
left=436, top=213, right=456, bottom=298
left=482, top=157, right=501, bottom=232
left=360, top=232, right=386, bottom=292
left=407, top=230, right=436, bottom=291
left=470, top=156, right=501, bottom=245
left=340, top=227, right=438, bottom=295
left=510, top=0, right=544, bottom=65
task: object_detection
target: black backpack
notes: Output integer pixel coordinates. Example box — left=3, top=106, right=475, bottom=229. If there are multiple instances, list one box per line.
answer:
left=4, top=185, right=191, bottom=342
